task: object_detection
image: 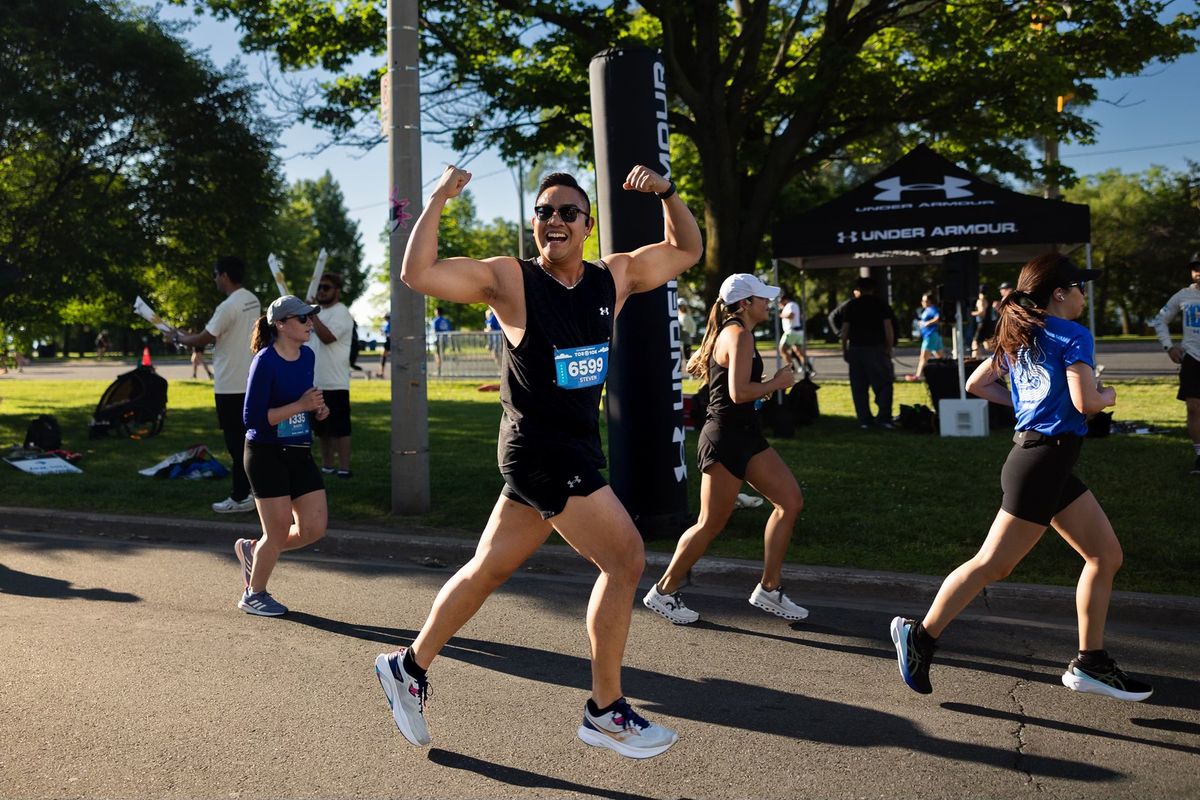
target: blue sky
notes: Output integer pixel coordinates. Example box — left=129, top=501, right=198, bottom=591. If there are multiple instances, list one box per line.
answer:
left=159, top=3, right=1200, bottom=319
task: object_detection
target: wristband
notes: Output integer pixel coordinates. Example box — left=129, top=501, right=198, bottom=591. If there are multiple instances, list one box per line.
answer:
left=656, top=180, right=676, bottom=200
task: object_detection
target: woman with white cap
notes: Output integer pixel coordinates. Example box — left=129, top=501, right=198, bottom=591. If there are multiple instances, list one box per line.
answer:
left=234, top=295, right=330, bottom=617
left=644, top=273, right=808, bottom=625
left=891, top=253, right=1152, bottom=702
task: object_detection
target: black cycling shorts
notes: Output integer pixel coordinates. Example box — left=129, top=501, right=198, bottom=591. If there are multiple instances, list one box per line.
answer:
left=244, top=440, right=325, bottom=500
left=312, top=389, right=352, bottom=437
left=696, top=419, right=769, bottom=481
left=499, top=442, right=608, bottom=520
left=1178, top=355, right=1200, bottom=401
left=999, top=434, right=1088, bottom=526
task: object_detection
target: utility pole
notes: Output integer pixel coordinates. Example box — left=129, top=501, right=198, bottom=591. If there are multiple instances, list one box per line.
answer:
left=515, top=162, right=527, bottom=261
left=387, top=0, right=430, bottom=513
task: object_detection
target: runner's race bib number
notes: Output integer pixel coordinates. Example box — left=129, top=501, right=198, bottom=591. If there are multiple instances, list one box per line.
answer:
left=554, top=343, right=609, bottom=390
left=276, top=411, right=310, bottom=439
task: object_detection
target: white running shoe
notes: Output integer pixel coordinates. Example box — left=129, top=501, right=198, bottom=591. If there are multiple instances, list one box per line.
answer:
left=212, top=495, right=255, bottom=514
left=734, top=493, right=764, bottom=510
left=577, top=698, right=677, bottom=759
left=642, top=584, right=700, bottom=625
left=749, top=583, right=809, bottom=620
left=374, top=650, right=432, bottom=746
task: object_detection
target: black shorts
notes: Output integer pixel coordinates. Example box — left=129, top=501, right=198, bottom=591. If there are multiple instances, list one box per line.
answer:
left=312, top=389, right=351, bottom=437
left=697, top=419, right=769, bottom=481
left=499, top=441, right=608, bottom=520
left=1000, top=434, right=1088, bottom=526
left=1178, top=355, right=1200, bottom=401
left=215, top=393, right=246, bottom=432
left=244, top=440, right=325, bottom=500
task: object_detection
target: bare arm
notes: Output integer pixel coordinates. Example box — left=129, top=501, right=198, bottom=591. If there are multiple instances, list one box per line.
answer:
left=965, top=357, right=1012, bottom=406
left=1066, top=362, right=1116, bottom=415
left=400, top=165, right=518, bottom=308
left=165, top=328, right=216, bottom=348
left=607, top=166, right=703, bottom=304
left=310, top=315, right=337, bottom=345
left=724, top=326, right=792, bottom=404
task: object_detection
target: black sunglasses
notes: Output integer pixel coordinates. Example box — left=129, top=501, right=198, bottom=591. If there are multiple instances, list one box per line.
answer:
left=1067, top=281, right=1088, bottom=290
left=286, top=314, right=311, bottom=324
left=317, top=284, right=335, bottom=292
left=533, top=204, right=586, bottom=223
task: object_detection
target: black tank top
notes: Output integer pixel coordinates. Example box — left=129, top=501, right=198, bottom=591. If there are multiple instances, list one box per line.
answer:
left=705, top=318, right=764, bottom=430
left=498, top=257, right=616, bottom=466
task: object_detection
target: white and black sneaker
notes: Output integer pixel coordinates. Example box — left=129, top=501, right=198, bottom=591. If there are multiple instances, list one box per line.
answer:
left=749, top=583, right=809, bottom=620
left=1062, top=656, right=1153, bottom=702
left=642, top=584, right=700, bottom=625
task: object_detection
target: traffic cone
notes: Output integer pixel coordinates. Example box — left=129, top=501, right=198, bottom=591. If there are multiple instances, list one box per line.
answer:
left=142, top=346, right=152, bottom=367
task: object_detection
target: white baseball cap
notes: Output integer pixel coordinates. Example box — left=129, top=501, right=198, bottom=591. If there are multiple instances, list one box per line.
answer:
left=719, top=273, right=781, bottom=305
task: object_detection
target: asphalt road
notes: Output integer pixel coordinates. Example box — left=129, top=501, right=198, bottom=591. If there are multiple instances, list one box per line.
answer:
left=3, top=527, right=1198, bottom=799
left=2, top=340, right=1177, bottom=385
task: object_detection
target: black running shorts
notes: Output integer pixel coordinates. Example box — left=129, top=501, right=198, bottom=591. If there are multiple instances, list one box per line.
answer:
left=312, top=389, right=352, bottom=437
left=244, top=441, right=325, bottom=500
left=696, top=419, right=770, bottom=481
left=1178, top=355, right=1200, bottom=401
left=499, top=442, right=608, bottom=520
left=999, top=434, right=1088, bottom=526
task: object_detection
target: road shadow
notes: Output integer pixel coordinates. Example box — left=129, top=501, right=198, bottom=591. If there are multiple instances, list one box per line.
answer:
left=943, top=702, right=1200, bottom=757
left=428, top=749, right=676, bottom=800
left=0, top=563, right=139, bottom=602
left=285, top=612, right=1119, bottom=782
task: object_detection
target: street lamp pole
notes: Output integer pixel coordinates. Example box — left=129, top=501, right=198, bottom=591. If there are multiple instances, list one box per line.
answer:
left=387, top=0, right=430, bottom=513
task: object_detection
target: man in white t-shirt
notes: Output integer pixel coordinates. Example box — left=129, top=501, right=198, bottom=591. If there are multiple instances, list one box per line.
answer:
left=308, top=272, right=355, bottom=477
left=777, top=292, right=811, bottom=376
left=1151, top=253, right=1200, bottom=474
left=168, top=256, right=261, bottom=513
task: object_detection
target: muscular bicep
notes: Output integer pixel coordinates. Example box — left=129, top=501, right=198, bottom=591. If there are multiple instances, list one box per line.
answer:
left=402, top=256, right=516, bottom=306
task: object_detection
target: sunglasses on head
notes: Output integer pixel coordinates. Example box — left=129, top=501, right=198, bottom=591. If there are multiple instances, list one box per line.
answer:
left=533, top=204, right=586, bottom=223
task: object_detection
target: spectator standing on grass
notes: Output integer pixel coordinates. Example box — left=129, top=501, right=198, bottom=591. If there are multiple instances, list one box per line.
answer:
left=308, top=272, right=355, bottom=479
left=839, top=277, right=896, bottom=430
left=94, top=330, right=110, bottom=359
left=643, top=273, right=806, bottom=627
left=431, top=306, right=453, bottom=365
left=166, top=256, right=260, bottom=514
left=376, top=313, right=391, bottom=378
left=1150, top=253, right=1200, bottom=476
left=191, top=345, right=212, bottom=379
left=373, top=163, right=701, bottom=759
left=234, top=295, right=330, bottom=617
left=890, top=253, right=1152, bottom=704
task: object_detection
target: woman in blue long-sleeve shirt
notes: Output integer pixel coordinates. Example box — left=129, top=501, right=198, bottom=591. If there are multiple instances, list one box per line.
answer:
left=235, top=295, right=330, bottom=617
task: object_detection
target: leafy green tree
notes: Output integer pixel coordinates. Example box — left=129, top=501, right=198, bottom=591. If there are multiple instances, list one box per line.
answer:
left=173, top=0, right=1197, bottom=303
left=426, top=191, right=519, bottom=328
left=0, top=0, right=282, bottom=344
left=271, top=171, right=367, bottom=304
left=1065, top=165, right=1200, bottom=334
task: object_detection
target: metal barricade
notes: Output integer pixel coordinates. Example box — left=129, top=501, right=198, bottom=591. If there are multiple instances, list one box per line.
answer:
left=428, top=331, right=504, bottom=379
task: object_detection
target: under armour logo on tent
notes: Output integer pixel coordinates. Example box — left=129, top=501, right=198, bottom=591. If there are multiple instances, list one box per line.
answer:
left=874, top=176, right=972, bottom=202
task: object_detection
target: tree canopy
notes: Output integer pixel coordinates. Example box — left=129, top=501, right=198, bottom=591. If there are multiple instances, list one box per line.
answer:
left=272, top=171, right=368, bottom=305
left=174, top=0, right=1197, bottom=300
left=0, top=0, right=283, bottom=343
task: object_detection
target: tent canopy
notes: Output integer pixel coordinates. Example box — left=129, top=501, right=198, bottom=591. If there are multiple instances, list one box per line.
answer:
left=772, top=144, right=1089, bottom=269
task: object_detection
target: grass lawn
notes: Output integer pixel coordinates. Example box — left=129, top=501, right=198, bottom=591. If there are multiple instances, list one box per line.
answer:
left=1, top=376, right=1195, bottom=596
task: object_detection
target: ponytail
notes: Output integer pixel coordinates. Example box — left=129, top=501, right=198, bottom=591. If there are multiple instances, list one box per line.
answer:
left=686, top=300, right=740, bottom=383
left=249, top=315, right=274, bottom=353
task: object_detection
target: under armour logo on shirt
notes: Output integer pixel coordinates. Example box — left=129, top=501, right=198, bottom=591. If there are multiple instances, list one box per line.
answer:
left=598, top=307, right=610, bottom=316
left=567, top=475, right=581, bottom=488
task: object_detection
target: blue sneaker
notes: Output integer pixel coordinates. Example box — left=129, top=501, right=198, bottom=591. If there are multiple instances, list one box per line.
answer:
left=890, top=616, right=934, bottom=694
left=374, top=650, right=431, bottom=746
left=577, top=698, right=677, bottom=759
left=238, top=589, right=287, bottom=617
left=234, top=538, right=255, bottom=589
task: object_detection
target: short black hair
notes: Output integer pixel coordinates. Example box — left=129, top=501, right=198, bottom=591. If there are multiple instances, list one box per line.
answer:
left=214, top=255, right=246, bottom=284
left=322, top=271, right=344, bottom=289
left=536, top=173, right=590, bottom=214
left=854, top=276, right=877, bottom=293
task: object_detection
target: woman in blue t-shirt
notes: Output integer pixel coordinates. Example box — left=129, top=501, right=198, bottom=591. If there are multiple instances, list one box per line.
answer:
left=890, top=253, right=1152, bottom=703
left=234, top=295, right=330, bottom=617
left=905, top=292, right=944, bottom=382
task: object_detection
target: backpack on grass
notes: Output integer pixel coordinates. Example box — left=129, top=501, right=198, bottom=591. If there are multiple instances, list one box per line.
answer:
left=24, top=415, right=62, bottom=451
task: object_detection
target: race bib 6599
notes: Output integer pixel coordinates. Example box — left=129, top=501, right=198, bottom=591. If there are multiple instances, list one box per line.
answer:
left=554, top=343, right=609, bottom=390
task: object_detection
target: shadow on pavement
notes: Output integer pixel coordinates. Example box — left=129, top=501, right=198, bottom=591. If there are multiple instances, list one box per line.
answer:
left=428, top=749, right=677, bottom=800
left=286, top=611, right=1120, bottom=782
left=0, top=563, right=139, bottom=602
left=943, top=702, right=1200, bottom=757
